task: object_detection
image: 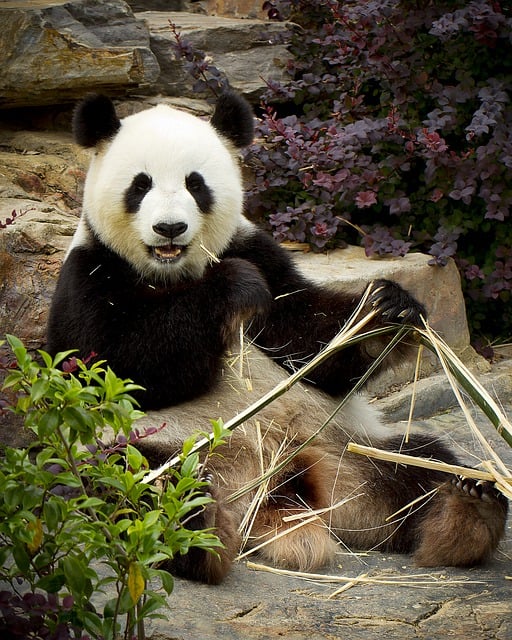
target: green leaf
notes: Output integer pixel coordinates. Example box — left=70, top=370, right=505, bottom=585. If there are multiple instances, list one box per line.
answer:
left=180, top=452, right=199, bottom=478
left=43, top=500, right=62, bottom=531
left=36, top=572, right=66, bottom=593
left=62, top=406, right=94, bottom=434
left=62, top=555, right=87, bottom=595
left=30, top=378, right=50, bottom=404
left=126, top=444, right=144, bottom=472
left=81, top=610, right=106, bottom=639
left=37, top=408, right=62, bottom=438
left=152, top=568, right=174, bottom=595
left=12, top=543, right=31, bottom=573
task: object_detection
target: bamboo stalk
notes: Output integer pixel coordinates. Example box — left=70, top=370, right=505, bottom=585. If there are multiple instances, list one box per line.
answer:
left=418, top=323, right=512, bottom=449
left=236, top=514, right=322, bottom=561
left=246, top=561, right=484, bottom=587
left=142, top=282, right=399, bottom=485
left=346, top=442, right=505, bottom=483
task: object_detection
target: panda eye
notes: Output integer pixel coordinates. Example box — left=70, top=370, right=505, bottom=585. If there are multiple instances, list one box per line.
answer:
left=185, top=172, right=205, bottom=193
left=185, top=172, right=213, bottom=214
left=125, top=172, right=153, bottom=213
left=133, top=173, right=153, bottom=192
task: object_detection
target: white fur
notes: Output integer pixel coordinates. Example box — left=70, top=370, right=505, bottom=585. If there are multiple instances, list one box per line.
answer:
left=72, top=104, right=247, bottom=281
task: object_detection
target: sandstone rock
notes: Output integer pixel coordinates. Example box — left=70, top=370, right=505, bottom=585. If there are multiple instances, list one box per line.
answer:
left=127, top=1, right=186, bottom=10
left=294, top=246, right=486, bottom=395
left=0, top=129, right=88, bottom=209
left=0, top=207, right=77, bottom=348
left=138, top=11, right=294, bottom=98
left=204, top=0, right=266, bottom=18
left=0, top=0, right=160, bottom=109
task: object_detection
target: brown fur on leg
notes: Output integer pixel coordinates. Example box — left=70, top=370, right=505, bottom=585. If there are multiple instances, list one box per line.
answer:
left=250, top=448, right=340, bottom=571
left=414, top=476, right=508, bottom=567
left=165, top=486, right=241, bottom=584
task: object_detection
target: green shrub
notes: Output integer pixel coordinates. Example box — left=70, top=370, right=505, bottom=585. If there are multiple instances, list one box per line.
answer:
left=0, top=336, right=227, bottom=639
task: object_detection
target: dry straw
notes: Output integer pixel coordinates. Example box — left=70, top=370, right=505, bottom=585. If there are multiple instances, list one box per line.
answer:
left=245, top=562, right=486, bottom=597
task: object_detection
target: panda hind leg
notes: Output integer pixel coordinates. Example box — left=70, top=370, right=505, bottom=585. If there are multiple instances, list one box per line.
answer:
left=413, top=476, right=508, bottom=567
left=164, top=479, right=241, bottom=584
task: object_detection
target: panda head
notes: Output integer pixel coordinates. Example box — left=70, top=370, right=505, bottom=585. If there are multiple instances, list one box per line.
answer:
left=72, top=92, right=254, bottom=282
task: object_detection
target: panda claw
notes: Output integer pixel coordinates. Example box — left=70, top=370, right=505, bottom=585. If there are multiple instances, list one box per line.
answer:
left=367, top=279, right=426, bottom=327
left=200, top=471, right=214, bottom=486
left=451, top=474, right=506, bottom=504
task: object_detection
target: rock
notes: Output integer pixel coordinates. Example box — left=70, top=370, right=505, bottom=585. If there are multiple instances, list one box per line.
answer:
left=204, top=0, right=267, bottom=18
left=0, top=0, right=160, bottom=109
left=294, top=246, right=488, bottom=395
left=138, top=11, right=294, bottom=98
left=127, top=0, right=186, bottom=10
left=0, top=129, right=88, bottom=210
left=0, top=206, right=76, bottom=348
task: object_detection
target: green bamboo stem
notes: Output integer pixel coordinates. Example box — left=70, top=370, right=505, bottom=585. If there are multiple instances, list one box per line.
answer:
left=141, top=286, right=397, bottom=485
left=418, top=325, right=512, bottom=450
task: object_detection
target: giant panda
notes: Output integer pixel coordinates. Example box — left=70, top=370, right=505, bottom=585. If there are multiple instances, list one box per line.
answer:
left=46, top=92, right=508, bottom=584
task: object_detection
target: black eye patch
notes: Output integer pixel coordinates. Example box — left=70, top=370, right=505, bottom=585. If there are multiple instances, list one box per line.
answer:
left=125, top=172, right=153, bottom=213
left=185, top=171, right=214, bottom=214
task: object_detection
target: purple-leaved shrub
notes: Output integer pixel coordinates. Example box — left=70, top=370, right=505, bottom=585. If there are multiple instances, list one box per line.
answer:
left=251, top=0, right=512, bottom=343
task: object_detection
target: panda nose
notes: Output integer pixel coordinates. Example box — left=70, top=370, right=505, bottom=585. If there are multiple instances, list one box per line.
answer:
left=152, top=222, right=188, bottom=239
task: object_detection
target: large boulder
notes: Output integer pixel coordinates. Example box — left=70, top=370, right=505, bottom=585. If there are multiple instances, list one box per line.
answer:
left=138, top=11, right=294, bottom=99
left=0, top=0, right=160, bottom=108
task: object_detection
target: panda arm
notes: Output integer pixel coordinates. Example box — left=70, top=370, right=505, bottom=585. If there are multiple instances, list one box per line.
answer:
left=223, top=228, right=425, bottom=395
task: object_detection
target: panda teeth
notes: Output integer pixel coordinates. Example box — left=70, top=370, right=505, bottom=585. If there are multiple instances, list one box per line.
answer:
left=153, top=244, right=183, bottom=262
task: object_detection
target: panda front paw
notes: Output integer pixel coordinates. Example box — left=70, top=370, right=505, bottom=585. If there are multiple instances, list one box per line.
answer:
left=368, top=279, right=426, bottom=327
left=217, top=258, right=272, bottom=341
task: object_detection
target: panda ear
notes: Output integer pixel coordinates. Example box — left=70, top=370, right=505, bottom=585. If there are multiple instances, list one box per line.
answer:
left=72, top=94, right=121, bottom=148
left=210, top=91, right=254, bottom=148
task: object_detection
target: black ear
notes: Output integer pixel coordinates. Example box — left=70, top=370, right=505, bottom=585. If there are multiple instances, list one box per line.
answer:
left=210, top=91, right=254, bottom=148
left=72, top=94, right=121, bottom=148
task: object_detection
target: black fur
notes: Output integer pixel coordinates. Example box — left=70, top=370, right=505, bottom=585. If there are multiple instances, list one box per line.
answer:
left=73, top=93, right=121, bottom=148
left=223, top=229, right=426, bottom=394
left=48, top=225, right=424, bottom=408
left=124, top=173, right=153, bottom=213
left=210, top=90, right=255, bottom=148
left=47, top=236, right=271, bottom=409
left=185, top=172, right=214, bottom=214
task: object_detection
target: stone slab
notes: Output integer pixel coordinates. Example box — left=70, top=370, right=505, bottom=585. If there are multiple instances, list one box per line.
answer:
left=138, top=10, right=294, bottom=98
left=0, top=0, right=159, bottom=108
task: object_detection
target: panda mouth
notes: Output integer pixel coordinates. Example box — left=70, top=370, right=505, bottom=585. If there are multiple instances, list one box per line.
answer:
left=151, top=244, right=186, bottom=263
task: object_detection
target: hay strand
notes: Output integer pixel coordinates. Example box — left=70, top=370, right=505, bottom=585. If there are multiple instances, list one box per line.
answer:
left=346, top=442, right=499, bottom=482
